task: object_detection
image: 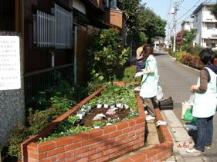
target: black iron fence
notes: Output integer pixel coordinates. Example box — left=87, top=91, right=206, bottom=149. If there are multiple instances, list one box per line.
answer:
left=24, top=64, right=73, bottom=105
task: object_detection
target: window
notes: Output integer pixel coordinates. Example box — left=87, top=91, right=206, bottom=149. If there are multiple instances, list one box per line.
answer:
left=206, top=23, right=215, bottom=29
left=33, top=4, right=73, bottom=49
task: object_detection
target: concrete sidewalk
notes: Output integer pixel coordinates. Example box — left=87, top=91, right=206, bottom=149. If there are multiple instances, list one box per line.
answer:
left=162, top=110, right=210, bottom=162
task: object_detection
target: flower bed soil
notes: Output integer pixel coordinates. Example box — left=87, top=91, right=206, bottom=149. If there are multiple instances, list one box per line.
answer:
left=80, top=107, right=130, bottom=127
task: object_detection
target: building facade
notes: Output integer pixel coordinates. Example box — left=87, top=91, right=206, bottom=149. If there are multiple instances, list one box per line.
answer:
left=0, top=0, right=124, bottom=148
left=192, top=2, right=217, bottom=49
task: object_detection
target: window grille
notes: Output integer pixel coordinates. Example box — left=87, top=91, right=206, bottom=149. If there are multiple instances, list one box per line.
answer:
left=33, top=4, right=72, bottom=49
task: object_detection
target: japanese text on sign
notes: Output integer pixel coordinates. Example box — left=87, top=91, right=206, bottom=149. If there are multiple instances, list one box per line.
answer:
left=0, top=36, right=21, bottom=90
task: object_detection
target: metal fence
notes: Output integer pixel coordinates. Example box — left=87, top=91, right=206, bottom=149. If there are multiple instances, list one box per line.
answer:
left=33, top=4, right=73, bottom=48
left=24, top=65, right=73, bottom=105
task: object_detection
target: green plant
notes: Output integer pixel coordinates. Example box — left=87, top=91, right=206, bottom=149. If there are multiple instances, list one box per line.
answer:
left=50, top=96, right=72, bottom=111
left=92, top=121, right=107, bottom=128
left=175, top=51, right=186, bottom=61
left=87, top=28, right=130, bottom=82
left=7, top=80, right=89, bottom=159
left=122, top=65, right=137, bottom=82
left=181, top=29, right=197, bottom=51
left=8, top=124, right=29, bottom=160
left=39, top=116, right=90, bottom=142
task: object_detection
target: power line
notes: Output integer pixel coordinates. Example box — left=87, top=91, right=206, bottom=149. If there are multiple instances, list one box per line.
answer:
left=176, top=0, right=215, bottom=24
left=176, top=0, right=202, bottom=21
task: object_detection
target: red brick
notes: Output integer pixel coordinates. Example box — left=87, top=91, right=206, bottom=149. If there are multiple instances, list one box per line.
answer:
left=122, top=127, right=134, bottom=134
left=40, top=157, right=55, bottom=162
left=74, top=146, right=89, bottom=155
left=46, top=147, right=65, bottom=157
left=64, top=142, right=82, bottom=151
left=117, top=121, right=129, bottom=130
left=89, top=152, right=102, bottom=160
left=89, top=129, right=103, bottom=138
left=103, top=147, right=119, bottom=156
left=28, top=151, right=39, bottom=159
left=38, top=141, right=56, bottom=152
left=28, top=158, right=39, bottom=162
left=64, top=150, right=75, bottom=159
left=38, top=152, right=47, bottom=160
left=103, top=125, right=117, bottom=134
left=128, top=119, right=136, bottom=126
left=55, top=136, right=75, bottom=147
left=76, top=158, right=89, bottom=162
left=108, top=130, right=122, bottom=138
left=136, top=117, right=144, bottom=124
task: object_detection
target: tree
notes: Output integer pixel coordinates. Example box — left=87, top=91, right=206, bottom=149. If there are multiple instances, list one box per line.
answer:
left=138, top=8, right=166, bottom=43
left=182, top=29, right=197, bottom=51
left=118, top=1, right=166, bottom=45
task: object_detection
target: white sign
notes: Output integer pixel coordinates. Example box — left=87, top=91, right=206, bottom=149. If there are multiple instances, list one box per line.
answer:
left=0, top=36, right=21, bottom=90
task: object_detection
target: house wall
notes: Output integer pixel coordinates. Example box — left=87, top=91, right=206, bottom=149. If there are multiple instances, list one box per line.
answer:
left=193, top=9, right=203, bottom=46
left=24, top=0, right=74, bottom=104
left=193, top=5, right=217, bottom=49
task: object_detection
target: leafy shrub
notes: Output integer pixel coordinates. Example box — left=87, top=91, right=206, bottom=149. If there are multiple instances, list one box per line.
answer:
left=175, top=51, right=186, bottom=61
left=8, top=124, right=29, bottom=160
left=180, top=53, right=203, bottom=69
left=186, top=46, right=202, bottom=56
left=122, top=65, right=136, bottom=82
left=7, top=80, right=88, bottom=160
left=87, top=28, right=130, bottom=82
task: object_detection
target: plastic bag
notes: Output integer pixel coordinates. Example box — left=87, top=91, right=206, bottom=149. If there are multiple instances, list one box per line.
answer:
left=183, top=108, right=193, bottom=122
left=183, top=108, right=197, bottom=124
left=181, top=102, right=191, bottom=119
left=156, top=85, right=163, bottom=100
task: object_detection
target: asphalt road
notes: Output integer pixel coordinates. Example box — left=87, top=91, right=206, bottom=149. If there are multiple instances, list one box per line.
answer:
left=155, top=51, right=217, bottom=161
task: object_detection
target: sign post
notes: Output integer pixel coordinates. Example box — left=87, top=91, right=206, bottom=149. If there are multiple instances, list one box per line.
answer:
left=0, top=33, right=25, bottom=146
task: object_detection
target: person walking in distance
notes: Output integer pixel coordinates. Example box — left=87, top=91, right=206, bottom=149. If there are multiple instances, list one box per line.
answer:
left=187, top=48, right=217, bottom=154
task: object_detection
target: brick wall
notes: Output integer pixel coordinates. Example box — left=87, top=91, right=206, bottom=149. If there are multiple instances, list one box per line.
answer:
left=117, top=109, right=174, bottom=162
left=21, top=86, right=145, bottom=162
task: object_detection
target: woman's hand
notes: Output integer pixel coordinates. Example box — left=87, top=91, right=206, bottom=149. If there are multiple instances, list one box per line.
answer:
left=191, top=85, right=199, bottom=93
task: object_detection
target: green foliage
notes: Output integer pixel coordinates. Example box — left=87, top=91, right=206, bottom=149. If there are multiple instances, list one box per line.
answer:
left=87, top=28, right=130, bottom=82
left=122, top=65, right=137, bottom=82
left=181, top=29, right=197, bottom=51
left=39, top=125, right=90, bottom=142
left=118, top=0, right=166, bottom=44
left=175, top=51, right=186, bottom=61
left=7, top=80, right=88, bottom=159
left=39, top=84, right=138, bottom=142
left=50, top=96, right=72, bottom=111
left=186, top=45, right=202, bottom=56
left=92, top=121, right=107, bottom=128
left=87, top=84, right=137, bottom=112
left=8, top=124, right=29, bottom=160
left=179, top=53, right=203, bottom=70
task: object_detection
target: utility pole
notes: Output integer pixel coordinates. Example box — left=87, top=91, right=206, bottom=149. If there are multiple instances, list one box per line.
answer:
left=171, top=1, right=178, bottom=52
left=171, top=0, right=183, bottom=52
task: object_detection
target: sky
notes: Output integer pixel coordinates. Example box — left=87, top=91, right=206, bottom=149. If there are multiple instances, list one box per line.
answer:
left=142, top=0, right=216, bottom=39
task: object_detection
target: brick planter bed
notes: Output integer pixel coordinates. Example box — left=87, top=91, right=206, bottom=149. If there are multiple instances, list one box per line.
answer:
left=21, top=86, right=145, bottom=162
left=117, top=108, right=174, bottom=162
